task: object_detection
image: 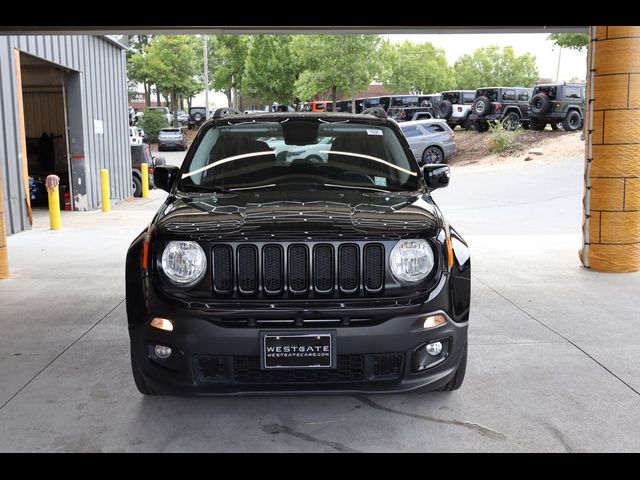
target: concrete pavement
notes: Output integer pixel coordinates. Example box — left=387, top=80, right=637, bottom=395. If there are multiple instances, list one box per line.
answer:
left=1, top=153, right=639, bottom=452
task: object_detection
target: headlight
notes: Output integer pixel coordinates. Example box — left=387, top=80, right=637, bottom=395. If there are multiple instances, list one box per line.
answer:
left=389, top=239, right=434, bottom=283
left=161, top=241, right=207, bottom=287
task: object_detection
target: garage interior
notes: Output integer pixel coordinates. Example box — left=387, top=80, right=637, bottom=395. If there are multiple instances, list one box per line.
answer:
left=19, top=52, right=74, bottom=224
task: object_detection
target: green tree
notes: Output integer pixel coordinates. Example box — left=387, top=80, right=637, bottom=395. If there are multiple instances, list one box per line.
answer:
left=548, top=33, right=589, bottom=51
left=143, top=36, right=203, bottom=126
left=454, top=46, right=539, bottom=90
left=138, top=109, right=168, bottom=143
left=127, top=35, right=153, bottom=107
left=208, top=35, right=249, bottom=109
left=378, top=40, right=454, bottom=94
left=243, top=35, right=299, bottom=105
left=292, top=35, right=382, bottom=111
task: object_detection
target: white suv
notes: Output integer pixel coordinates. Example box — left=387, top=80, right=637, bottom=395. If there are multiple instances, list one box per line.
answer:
left=436, top=91, right=476, bottom=129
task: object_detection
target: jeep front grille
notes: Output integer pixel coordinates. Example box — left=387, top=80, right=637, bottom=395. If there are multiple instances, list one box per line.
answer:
left=211, top=242, right=385, bottom=298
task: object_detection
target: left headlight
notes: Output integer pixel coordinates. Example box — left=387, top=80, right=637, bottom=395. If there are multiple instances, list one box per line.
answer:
left=161, top=241, right=207, bottom=287
left=389, top=239, right=434, bottom=284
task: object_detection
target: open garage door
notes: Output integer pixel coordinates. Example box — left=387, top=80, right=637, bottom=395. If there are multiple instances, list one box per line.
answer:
left=18, top=53, right=75, bottom=225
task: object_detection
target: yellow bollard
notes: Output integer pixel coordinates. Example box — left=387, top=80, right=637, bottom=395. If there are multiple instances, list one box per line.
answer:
left=101, top=169, right=110, bottom=212
left=47, top=186, right=61, bottom=230
left=141, top=163, right=149, bottom=198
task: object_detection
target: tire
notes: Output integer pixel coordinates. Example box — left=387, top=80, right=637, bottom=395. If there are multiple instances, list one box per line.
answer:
left=439, top=342, right=468, bottom=391
left=132, top=176, right=142, bottom=198
left=530, top=93, right=551, bottom=114
left=437, top=100, right=453, bottom=120
left=194, top=113, right=202, bottom=123
left=472, top=96, right=492, bottom=117
left=529, top=117, right=546, bottom=131
left=550, top=122, right=562, bottom=131
left=131, top=345, right=158, bottom=396
left=462, top=116, right=473, bottom=130
left=563, top=110, right=582, bottom=131
left=502, top=112, right=520, bottom=131
left=473, top=119, right=489, bottom=132
left=422, top=146, right=444, bottom=164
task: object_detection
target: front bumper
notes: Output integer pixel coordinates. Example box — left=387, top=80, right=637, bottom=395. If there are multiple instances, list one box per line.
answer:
left=128, top=276, right=469, bottom=395
left=159, top=141, right=185, bottom=149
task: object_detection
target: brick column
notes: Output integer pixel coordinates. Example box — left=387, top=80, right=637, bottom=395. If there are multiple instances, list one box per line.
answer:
left=0, top=167, right=8, bottom=280
left=582, top=26, right=640, bottom=272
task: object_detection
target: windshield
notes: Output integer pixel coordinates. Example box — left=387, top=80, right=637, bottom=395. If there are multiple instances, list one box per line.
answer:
left=180, top=121, right=420, bottom=193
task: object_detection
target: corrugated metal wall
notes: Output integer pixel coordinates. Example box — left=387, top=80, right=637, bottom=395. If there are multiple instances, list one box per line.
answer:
left=0, top=35, right=131, bottom=234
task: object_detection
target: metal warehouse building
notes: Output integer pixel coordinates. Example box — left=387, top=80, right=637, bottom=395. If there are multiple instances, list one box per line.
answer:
left=0, top=35, right=131, bottom=235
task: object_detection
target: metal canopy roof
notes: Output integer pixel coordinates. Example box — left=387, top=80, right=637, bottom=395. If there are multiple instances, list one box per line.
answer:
left=0, top=26, right=588, bottom=35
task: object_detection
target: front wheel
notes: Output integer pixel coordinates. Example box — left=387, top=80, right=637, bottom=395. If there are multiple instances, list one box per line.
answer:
left=422, top=146, right=444, bottom=164
left=439, top=342, right=467, bottom=391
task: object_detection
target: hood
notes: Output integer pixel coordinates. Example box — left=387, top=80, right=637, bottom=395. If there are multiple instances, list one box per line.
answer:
left=153, top=189, right=442, bottom=241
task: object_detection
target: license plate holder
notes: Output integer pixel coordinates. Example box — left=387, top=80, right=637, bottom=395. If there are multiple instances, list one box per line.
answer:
left=261, top=332, right=335, bottom=369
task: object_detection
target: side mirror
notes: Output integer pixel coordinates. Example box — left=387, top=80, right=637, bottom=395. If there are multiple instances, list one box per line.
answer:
left=153, top=165, right=179, bottom=193
left=423, top=164, right=450, bottom=190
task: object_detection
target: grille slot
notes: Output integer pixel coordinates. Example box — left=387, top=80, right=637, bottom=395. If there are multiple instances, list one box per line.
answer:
left=237, top=245, right=258, bottom=295
left=364, top=244, right=384, bottom=293
left=338, top=244, right=359, bottom=294
left=288, top=245, right=309, bottom=294
left=234, top=355, right=364, bottom=383
left=212, top=245, right=233, bottom=294
left=313, top=244, right=334, bottom=294
left=262, top=245, right=283, bottom=295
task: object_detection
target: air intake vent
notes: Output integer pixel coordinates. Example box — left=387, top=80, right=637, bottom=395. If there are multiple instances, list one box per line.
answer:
left=212, top=245, right=233, bottom=294
left=313, top=244, right=334, bottom=294
left=339, top=244, right=359, bottom=294
left=237, top=245, right=258, bottom=294
left=288, top=245, right=309, bottom=294
left=364, top=244, right=384, bottom=292
left=263, top=245, right=283, bottom=295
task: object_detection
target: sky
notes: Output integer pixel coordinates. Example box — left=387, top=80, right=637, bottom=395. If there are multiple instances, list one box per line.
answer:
left=193, top=33, right=587, bottom=109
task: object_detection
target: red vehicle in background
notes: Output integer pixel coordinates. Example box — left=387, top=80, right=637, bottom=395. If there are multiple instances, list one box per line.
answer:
left=310, top=101, right=333, bottom=112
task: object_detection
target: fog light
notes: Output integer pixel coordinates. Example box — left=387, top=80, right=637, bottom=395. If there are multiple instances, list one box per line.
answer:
left=154, top=345, right=172, bottom=359
left=423, top=314, right=446, bottom=329
left=426, top=342, right=443, bottom=356
left=150, top=317, right=173, bottom=332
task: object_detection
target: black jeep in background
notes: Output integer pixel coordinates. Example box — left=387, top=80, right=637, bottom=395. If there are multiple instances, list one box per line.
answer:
left=528, top=83, right=585, bottom=131
left=187, top=107, right=207, bottom=130
left=470, top=87, right=532, bottom=132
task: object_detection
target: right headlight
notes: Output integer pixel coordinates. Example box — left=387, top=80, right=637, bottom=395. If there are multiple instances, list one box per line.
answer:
left=389, top=239, right=434, bottom=284
left=161, top=241, right=207, bottom=287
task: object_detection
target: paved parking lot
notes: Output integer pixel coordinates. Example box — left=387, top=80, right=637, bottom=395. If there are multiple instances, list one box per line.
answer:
left=1, top=152, right=639, bottom=452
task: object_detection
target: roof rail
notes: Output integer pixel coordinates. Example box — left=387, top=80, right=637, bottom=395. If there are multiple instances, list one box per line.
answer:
left=361, top=107, right=388, bottom=119
left=213, top=107, right=242, bottom=119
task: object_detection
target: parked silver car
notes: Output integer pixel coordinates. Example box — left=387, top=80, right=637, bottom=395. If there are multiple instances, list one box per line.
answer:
left=399, top=119, right=456, bottom=164
left=158, top=128, right=187, bottom=151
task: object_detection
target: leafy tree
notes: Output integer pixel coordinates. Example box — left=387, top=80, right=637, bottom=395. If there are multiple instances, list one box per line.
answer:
left=138, top=109, right=168, bottom=143
left=292, top=35, right=382, bottom=111
left=243, top=35, right=299, bottom=105
left=208, top=35, right=249, bottom=109
left=454, top=46, right=539, bottom=90
left=127, top=35, right=154, bottom=107
left=143, top=36, right=203, bottom=126
left=548, top=33, right=589, bottom=51
left=378, top=40, right=454, bottom=94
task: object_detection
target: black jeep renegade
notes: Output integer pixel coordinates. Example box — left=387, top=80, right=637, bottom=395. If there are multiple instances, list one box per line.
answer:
left=125, top=108, right=471, bottom=395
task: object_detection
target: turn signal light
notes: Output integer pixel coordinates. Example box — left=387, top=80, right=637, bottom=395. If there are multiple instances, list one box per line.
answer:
left=423, top=314, right=447, bottom=329
left=150, top=317, right=174, bottom=332
left=446, top=238, right=454, bottom=269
